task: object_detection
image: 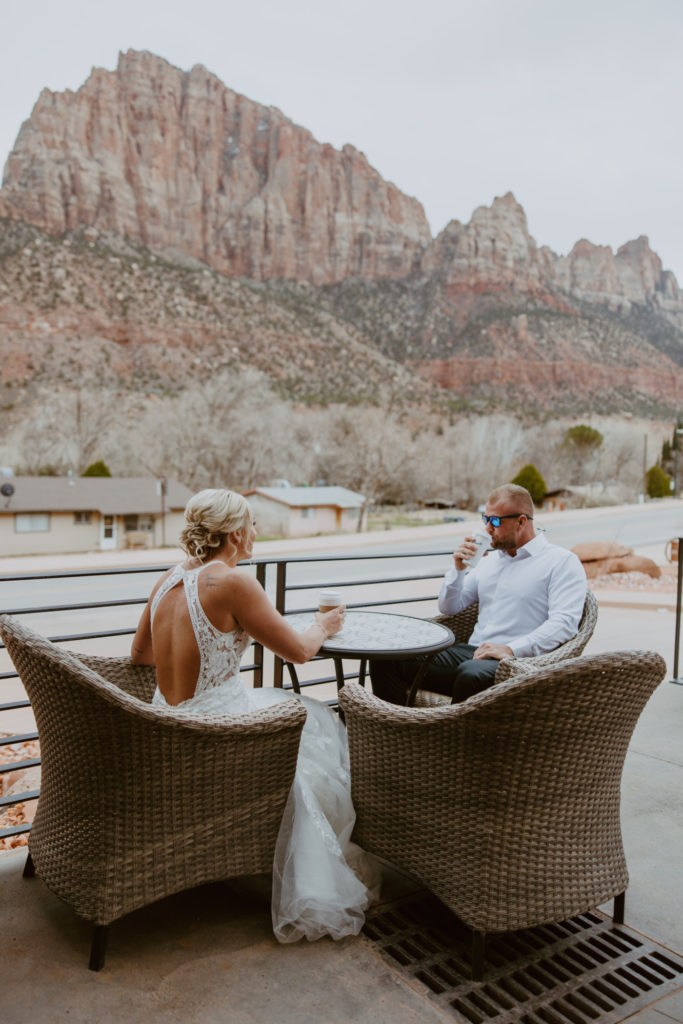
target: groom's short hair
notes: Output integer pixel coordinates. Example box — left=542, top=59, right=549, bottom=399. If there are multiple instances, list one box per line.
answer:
left=486, top=484, right=534, bottom=516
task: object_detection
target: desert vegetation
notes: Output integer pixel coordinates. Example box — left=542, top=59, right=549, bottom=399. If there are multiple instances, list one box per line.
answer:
left=0, top=374, right=670, bottom=511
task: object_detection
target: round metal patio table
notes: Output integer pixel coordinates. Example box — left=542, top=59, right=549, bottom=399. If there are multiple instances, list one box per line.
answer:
left=285, top=610, right=455, bottom=701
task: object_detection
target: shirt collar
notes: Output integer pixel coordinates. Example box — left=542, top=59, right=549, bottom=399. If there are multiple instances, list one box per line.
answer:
left=497, top=531, right=546, bottom=560
left=517, top=532, right=546, bottom=558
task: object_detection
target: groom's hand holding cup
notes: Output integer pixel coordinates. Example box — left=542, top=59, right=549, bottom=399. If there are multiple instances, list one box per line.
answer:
left=454, top=531, right=490, bottom=571
left=316, top=589, right=345, bottom=637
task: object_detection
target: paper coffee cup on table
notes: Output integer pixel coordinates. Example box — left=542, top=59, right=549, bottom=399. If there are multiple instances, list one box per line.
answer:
left=466, top=531, right=491, bottom=569
left=318, top=589, right=344, bottom=613
left=318, top=589, right=344, bottom=635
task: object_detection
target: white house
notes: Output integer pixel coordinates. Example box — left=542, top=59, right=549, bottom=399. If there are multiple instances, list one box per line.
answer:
left=0, top=477, right=193, bottom=556
left=244, top=486, right=366, bottom=537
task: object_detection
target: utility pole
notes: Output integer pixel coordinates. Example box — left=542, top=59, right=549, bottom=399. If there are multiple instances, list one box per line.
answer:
left=158, top=476, right=167, bottom=546
left=674, top=427, right=678, bottom=498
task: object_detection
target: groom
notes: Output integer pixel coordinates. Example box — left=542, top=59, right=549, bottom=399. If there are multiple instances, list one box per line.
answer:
left=369, top=483, right=587, bottom=704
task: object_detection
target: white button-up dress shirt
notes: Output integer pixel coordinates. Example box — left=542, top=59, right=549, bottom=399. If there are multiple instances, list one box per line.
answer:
left=437, top=533, right=587, bottom=658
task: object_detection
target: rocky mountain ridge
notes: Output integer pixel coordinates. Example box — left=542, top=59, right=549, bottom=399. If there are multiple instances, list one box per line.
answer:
left=1, top=49, right=682, bottom=415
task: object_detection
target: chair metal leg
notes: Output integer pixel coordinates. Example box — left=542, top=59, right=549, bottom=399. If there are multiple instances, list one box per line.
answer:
left=471, top=930, right=486, bottom=980
left=406, top=653, right=438, bottom=707
left=23, top=851, right=35, bottom=878
left=89, top=925, right=108, bottom=971
left=285, top=661, right=301, bottom=694
left=333, top=657, right=347, bottom=723
left=613, top=891, right=626, bottom=925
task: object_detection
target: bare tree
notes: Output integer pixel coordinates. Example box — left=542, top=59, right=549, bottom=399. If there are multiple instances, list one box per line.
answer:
left=138, top=369, right=303, bottom=491
left=10, top=388, right=125, bottom=474
left=5, top=378, right=670, bottom=521
left=428, top=416, right=527, bottom=508
left=313, top=408, right=406, bottom=526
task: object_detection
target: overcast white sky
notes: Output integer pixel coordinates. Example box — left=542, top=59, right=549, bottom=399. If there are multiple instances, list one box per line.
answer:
left=3, top=0, right=683, bottom=281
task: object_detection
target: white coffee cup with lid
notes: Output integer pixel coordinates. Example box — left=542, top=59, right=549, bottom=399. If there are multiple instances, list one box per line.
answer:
left=465, top=531, right=491, bottom=569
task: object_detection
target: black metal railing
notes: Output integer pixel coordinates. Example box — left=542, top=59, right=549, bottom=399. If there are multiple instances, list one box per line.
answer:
left=0, top=547, right=452, bottom=840
left=672, top=537, right=683, bottom=685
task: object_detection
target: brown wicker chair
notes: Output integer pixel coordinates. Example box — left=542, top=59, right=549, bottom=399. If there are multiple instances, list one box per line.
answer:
left=339, top=649, right=666, bottom=979
left=411, top=588, right=599, bottom=707
left=0, top=614, right=306, bottom=971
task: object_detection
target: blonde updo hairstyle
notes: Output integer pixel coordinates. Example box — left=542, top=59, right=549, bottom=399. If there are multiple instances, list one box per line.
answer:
left=180, top=489, right=252, bottom=564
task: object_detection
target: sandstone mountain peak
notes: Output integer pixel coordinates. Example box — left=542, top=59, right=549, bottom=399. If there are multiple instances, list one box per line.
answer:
left=0, top=49, right=430, bottom=286
left=474, top=191, right=528, bottom=222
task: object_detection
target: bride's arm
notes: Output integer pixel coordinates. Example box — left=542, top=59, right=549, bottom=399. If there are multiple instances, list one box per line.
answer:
left=131, top=571, right=170, bottom=665
left=227, top=571, right=344, bottom=664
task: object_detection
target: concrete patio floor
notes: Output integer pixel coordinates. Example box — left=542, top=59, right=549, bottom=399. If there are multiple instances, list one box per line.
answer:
left=0, top=587, right=681, bottom=1023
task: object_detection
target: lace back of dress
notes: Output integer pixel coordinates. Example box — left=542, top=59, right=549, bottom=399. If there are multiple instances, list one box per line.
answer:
left=150, top=564, right=184, bottom=625
left=182, top=569, right=224, bottom=694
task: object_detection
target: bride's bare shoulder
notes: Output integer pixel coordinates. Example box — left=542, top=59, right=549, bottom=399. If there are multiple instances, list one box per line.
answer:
left=198, top=562, right=257, bottom=590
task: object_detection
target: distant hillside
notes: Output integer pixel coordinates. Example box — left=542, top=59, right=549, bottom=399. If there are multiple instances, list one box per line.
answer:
left=1, top=49, right=682, bottom=416
left=0, top=220, right=435, bottom=415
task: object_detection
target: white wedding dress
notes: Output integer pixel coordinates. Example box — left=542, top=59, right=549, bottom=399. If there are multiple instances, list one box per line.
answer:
left=150, top=563, right=379, bottom=943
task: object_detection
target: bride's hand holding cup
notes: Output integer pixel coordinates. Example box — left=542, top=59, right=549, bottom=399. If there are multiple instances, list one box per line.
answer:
left=316, top=589, right=345, bottom=637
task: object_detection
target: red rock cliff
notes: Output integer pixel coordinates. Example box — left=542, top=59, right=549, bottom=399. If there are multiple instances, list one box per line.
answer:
left=0, top=50, right=431, bottom=285
left=421, top=194, right=683, bottom=328
left=1, top=50, right=682, bottom=415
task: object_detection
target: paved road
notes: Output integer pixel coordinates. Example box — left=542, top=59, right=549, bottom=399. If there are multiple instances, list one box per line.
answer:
left=1, top=501, right=682, bottom=614
left=315, top=502, right=683, bottom=557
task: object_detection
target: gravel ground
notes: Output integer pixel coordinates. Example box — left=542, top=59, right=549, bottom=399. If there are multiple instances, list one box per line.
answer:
left=589, top=563, right=678, bottom=591
left=0, top=739, right=39, bottom=850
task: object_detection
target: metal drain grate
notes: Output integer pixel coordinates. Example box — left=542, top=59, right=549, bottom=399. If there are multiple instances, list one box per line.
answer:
left=363, top=894, right=683, bottom=1024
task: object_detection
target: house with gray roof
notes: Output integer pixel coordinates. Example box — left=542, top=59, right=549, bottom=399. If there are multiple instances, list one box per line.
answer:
left=0, top=476, right=193, bottom=556
left=243, top=486, right=366, bottom=537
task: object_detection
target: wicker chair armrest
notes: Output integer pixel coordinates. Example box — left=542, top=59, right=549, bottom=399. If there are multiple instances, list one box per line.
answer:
left=0, top=615, right=307, bottom=738
left=339, top=680, right=475, bottom=724
left=493, top=590, right=598, bottom=684
left=76, top=672, right=310, bottom=738
left=141, top=694, right=309, bottom=736
left=430, top=603, right=478, bottom=645
left=494, top=649, right=566, bottom=683
left=58, top=693, right=309, bottom=788
left=74, top=662, right=310, bottom=740
left=75, top=652, right=157, bottom=702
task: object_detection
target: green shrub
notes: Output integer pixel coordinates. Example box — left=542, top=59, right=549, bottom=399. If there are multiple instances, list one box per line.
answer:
left=646, top=464, right=672, bottom=499
left=81, top=460, right=112, bottom=478
left=562, top=424, right=604, bottom=451
left=511, top=464, right=546, bottom=504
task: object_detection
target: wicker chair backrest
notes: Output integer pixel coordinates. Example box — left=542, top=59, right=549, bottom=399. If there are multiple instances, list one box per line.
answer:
left=0, top=613, right=306, bottom=928
left=340, top=648, right=666, bottom=933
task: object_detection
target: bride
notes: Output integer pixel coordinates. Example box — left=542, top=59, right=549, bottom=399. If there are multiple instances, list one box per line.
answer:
left=131, top=488, right=378, bottom=943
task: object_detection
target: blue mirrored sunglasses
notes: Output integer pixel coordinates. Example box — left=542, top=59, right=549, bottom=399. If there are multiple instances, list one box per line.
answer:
left=481, top=512, right=533, bottom=528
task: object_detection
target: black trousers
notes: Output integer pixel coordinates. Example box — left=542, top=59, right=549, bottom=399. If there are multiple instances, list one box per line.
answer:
left=369, top=642, right=499, bottom=705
